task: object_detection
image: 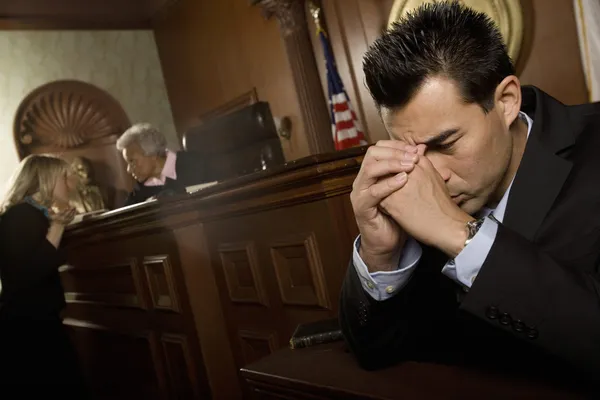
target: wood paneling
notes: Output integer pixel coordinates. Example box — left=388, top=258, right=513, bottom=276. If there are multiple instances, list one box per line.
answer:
left=270, top=232, right=331, bottom=309
left=239, top=330, right=279, bottom=366
left=219, top=241, right=269, bottom=306
left=0, top=0, right=176, bottom=29
left=62, top=147, right=366, bottom=398
left=517, top=0, right=588, bottom=104
left=62, top=228, right=212, bottom=399
left=153, top=0, right=311, bottom=161
left=204, top=197, right=352, bottom=379
left=311, top=0, right=588, bottom=143
left=241, top=342, right=586, bottom=399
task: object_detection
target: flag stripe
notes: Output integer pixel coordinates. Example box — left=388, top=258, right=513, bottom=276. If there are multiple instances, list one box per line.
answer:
left=333, top=102, right=350, bottom=113
left=319, top=30, right=368, bottom=150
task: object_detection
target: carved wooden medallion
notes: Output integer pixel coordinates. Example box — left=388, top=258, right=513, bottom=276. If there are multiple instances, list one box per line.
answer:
left=14, top=80, right=130, bottom=159
left=387, top=0, right=524, bottom=62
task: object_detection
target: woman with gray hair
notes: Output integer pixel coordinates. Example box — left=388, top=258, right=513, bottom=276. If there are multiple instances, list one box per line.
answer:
left=117, top=123, right=207, bottom=206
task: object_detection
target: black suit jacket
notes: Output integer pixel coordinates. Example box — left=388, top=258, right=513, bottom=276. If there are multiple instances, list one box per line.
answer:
left=123, top=150, right=207, bottom=206
left=0, top=203, right=66, bottom=318
left=340, top=87, right=600, bottom=391
left=0, top=203, right=87, bottom=394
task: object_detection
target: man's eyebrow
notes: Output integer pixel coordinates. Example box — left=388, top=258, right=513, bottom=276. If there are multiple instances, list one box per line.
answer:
left=422, top=128, right=460, bottom=147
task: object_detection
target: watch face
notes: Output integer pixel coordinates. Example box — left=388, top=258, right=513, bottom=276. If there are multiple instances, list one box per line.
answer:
left=467, top=218, right=484, bottom=238
left=475, top=217, right=486, bottom=229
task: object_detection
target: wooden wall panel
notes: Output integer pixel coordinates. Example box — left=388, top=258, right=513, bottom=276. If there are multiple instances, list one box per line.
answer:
left=172, top=222, right=242, bottom=400
left=312, top=0, right=588, bottom=143
left=203, top=196, right=354, bottom=379
left=62, top=229, right=213, bottom=399
left=154, top=0, right=587, bottom=158
left=517, top=0, right=588, bottom=105
left=62, top=147, right=365, bottom=397
left=153, top=0, right=311, bottom=161
left=0, top=0, right=174, bottom=29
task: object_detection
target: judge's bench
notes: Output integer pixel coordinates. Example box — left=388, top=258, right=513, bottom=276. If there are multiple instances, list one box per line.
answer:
left=60, top=145, right=363, bottom=399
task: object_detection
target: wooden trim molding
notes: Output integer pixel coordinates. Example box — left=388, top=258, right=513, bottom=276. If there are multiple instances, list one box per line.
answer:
left=198, top=88, right=258, bottom=123
left=252, top=0, right=334, bottom=155
left=63, top=146, right=367, bottom=243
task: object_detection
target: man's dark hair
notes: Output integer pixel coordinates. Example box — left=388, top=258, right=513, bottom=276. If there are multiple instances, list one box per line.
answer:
left=364, top=1, right=515, bottom=112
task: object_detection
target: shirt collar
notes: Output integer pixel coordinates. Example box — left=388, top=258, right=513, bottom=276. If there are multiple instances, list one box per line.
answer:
left=479, top=111, right=533, bottom=222
left=144, top=150, right=178, bottom=187
left=24, top=196, right=50, bottom=218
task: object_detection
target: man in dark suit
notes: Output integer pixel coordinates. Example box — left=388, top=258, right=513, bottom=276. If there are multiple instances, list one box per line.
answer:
left=117, top=123, right=208, bottom=206
left=340, top=2, right=600, bottom=390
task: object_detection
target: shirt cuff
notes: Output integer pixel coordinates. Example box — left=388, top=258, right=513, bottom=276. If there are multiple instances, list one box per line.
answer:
left=352, top=236, right=422, bottom=301
left=441, top=216, right=499, bottom=289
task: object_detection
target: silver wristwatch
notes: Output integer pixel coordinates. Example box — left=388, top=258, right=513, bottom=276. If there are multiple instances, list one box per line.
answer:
left=464, top=217, right=485, bottom=247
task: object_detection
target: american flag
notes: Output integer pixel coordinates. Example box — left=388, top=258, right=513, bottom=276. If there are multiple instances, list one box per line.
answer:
left=318, top=30, right=368, bottom=150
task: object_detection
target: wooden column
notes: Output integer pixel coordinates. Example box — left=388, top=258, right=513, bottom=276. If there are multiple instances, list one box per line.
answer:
left=253, top=0, right=334, bottom=154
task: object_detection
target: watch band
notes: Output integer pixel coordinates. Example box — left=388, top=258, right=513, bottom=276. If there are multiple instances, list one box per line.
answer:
left=464, top=217, right=485, bottom=247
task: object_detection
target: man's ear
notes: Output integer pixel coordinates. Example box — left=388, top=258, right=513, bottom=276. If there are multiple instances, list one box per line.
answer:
left=494, top=75, right=522, bottom=128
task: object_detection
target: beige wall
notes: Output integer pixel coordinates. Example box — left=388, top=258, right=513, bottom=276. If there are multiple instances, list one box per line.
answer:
left=0, top=30, right=176, bottom=194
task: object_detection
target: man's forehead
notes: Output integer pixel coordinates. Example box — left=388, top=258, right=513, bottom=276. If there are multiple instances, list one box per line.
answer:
left=380, top=78, right=469, bottom=141
left=384, top=105, right=484, bottom=143
left=382, top=107, right=458, bottom=144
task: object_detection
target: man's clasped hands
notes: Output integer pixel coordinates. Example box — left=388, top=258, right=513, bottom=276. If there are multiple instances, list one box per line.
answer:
left=351, top=141, right=473, bottom=273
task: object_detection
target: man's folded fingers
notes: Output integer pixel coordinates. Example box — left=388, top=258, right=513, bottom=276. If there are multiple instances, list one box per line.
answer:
left=366, top=172, right=409, bottom=202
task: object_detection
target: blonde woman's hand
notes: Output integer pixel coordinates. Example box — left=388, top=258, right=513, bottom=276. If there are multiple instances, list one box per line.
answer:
left=46, top=205, right=75, bottom=248
left=49, top=204, right=76, bottom=226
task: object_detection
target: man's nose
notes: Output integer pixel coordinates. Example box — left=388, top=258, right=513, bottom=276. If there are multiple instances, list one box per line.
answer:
left=439, top=168, right=452, bottom=182
left=425, top=153, right=452, bottom=182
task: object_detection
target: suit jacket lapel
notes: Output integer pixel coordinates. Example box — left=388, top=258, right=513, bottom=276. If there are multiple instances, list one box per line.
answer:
left=502, top=87, right=574, bottom=241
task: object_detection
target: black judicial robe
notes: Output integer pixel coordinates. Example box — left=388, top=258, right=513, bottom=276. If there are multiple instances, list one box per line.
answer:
left=123, top=151, right=208, bottom=207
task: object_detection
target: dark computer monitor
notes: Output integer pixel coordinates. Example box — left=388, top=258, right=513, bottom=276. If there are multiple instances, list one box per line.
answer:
left=183, top=101, right=285, bottom=181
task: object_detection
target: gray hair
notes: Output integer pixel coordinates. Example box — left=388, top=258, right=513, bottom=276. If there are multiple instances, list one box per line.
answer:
left=116, top=123, right=167, bottom=156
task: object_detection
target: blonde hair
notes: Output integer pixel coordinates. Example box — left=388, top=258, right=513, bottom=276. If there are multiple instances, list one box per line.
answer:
left=1, top=154, right=70, bottom=213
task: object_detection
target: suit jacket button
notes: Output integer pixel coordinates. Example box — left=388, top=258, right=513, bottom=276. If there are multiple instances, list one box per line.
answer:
left=512, top=320, right=525, bottom=333
left=527, top=327, right=539, bottom=339
left=485, top=306, right=499, bottom=319
left=499, top=313, right=512, bottom=326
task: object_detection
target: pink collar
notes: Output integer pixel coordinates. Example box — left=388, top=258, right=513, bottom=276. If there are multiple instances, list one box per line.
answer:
left=144, top=150, right=177, bottom=187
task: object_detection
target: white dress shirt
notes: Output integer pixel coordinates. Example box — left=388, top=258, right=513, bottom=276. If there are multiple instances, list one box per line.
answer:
left=353, top=112, right=533, bottom=301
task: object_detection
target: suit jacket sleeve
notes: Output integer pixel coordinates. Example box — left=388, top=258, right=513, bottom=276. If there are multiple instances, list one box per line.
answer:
left=0, top=204, right=64, bottom=293
left=460, top=224, right=600, bottom=376
left=340, top=224, right=600, bottom=377
left=339, top=247, right=457, bottom=370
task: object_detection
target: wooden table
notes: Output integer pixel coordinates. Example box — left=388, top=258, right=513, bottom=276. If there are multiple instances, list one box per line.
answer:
left=241, top=342, right=589, bottom=399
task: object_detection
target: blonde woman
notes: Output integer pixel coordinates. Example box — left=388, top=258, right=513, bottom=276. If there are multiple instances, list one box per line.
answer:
left=0, top=154, right=86, bottom=395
